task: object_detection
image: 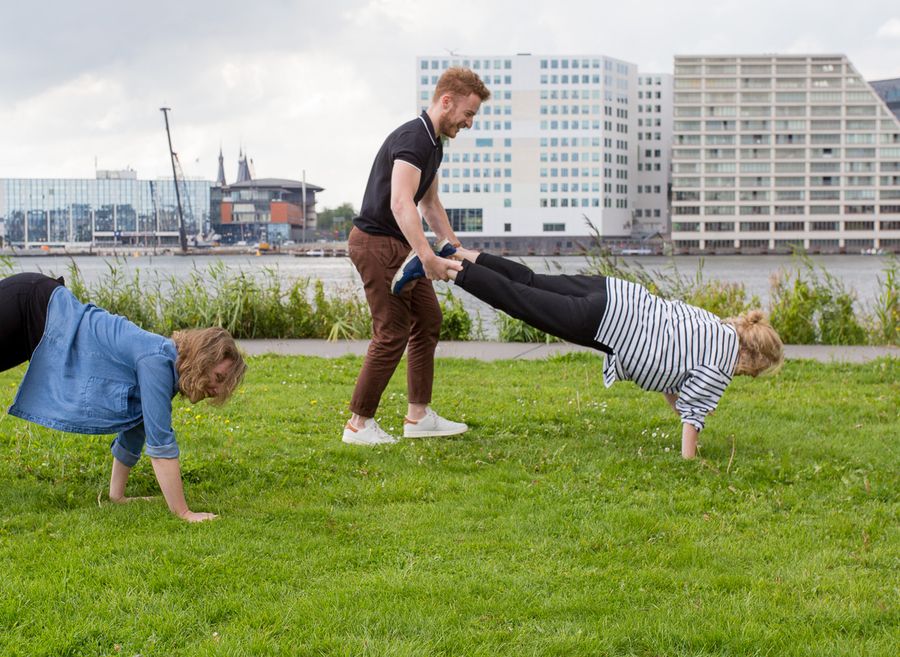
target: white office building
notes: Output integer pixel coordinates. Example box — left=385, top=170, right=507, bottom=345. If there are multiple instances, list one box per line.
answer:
left=634, top=73, right=674, bottom=238
left=417, top=53, right=658, bottom=253
left=670, top=54, right=900, bottom=254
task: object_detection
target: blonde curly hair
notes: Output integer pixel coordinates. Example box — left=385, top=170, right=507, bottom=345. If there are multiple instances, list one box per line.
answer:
left=171, top=328, right=247, bottom=405
left=724, top=310, right=784, bottom=377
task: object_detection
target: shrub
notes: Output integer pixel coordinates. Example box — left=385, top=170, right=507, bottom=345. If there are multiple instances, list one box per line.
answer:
left=310, top=280, right=371, bottom=341
left=496, top=314, right=561, bottom=343
left=769, top=272, right=818, bottom=345
left=438, top=289, right=472, bottom=341
left=867, top=257, right=898, bottom=345
left=770, top=256, right=866, bottom=345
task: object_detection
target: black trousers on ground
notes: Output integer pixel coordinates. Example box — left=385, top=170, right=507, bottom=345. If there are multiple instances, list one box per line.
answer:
left=454, top=253, right=612, bottom=353
left=0, top=273, right=64, bottom=372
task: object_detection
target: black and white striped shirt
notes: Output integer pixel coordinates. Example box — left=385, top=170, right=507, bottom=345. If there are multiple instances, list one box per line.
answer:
left=594, top=277, right=740, bottom=431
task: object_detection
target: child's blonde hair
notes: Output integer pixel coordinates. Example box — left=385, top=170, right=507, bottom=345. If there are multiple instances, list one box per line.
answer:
left=171, top=328, right=247, bottom=405
left=725, top=310, right=784, bottom=377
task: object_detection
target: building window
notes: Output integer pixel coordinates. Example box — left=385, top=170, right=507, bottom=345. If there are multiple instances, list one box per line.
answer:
left=811, top=221, right=838, bottom=231
left=809, top=239, right=839, bottom=248
left=775, top=221, right=805, bottom=231
left=543, top=223, right=565, bottom=232
left=740, top=239, right=769, bottom=249
left=844, top=221, right=874, bottom=231
left=445, top=208, right=483, bottom=232
left=705, top=239, right=735, bottom=249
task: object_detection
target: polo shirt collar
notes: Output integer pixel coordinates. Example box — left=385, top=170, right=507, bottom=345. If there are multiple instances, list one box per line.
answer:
left=418, top=111, right=438, bottom=147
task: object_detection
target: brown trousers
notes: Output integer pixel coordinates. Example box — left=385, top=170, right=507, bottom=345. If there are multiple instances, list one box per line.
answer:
left=348, top=227, right=442, bottom=417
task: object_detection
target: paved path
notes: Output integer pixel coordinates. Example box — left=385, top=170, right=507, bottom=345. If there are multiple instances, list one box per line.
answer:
left=237, top=340, right=897, bottom=363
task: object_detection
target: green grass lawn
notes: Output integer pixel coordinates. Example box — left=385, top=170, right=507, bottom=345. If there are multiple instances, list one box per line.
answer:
left=1, top=355, right=897, bottom=656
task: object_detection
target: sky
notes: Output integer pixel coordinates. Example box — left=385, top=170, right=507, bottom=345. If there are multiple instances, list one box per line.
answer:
left=1, top=0, right=899, bottom=209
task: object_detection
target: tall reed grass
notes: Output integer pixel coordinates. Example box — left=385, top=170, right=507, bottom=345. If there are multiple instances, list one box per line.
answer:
left=2, top=252, right=896, bottom=345
left=64, top=259, right=372, bottom=340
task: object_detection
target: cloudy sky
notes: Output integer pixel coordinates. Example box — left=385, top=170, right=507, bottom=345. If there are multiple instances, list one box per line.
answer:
left=1, top=0, right=899, bottom=208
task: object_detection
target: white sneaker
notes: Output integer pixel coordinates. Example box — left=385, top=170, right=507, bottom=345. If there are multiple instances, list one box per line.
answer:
left=342, top=418, right=398, bottom=446
left=404, top=407, right=468, bottom=438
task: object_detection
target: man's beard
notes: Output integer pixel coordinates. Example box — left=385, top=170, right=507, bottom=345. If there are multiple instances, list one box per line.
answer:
left=438, top=114, right=459, bottom=137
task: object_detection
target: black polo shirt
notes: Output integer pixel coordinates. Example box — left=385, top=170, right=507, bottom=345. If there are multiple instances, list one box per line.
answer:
left=354, top=111, right=443, bottom=243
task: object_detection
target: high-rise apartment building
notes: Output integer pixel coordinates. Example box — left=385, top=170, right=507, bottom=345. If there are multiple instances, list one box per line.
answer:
left=417, top=53, right=662, bottom=253
left=670, top=54, right=900, bottom=254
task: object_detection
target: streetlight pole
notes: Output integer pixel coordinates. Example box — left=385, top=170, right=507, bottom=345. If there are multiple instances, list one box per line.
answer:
left=301, top=169, right=307, bottom=245
left=160, top=107, right=188, bottom=253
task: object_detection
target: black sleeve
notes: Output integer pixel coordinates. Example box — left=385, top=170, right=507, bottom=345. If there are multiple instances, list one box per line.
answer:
left=390, top=129, right=428, bottom=172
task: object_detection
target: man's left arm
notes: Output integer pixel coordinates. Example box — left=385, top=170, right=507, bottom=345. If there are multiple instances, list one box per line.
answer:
left=418, top=175, right=459, bottom=246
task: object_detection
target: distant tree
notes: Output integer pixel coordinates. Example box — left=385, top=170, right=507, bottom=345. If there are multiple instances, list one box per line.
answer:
left=316, top=202, right=357, bottom=239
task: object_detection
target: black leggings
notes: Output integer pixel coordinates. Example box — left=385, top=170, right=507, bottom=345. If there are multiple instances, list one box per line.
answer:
left=453, top=253, right=612, bottom=353
left=0, top=273, right=64, bottom=372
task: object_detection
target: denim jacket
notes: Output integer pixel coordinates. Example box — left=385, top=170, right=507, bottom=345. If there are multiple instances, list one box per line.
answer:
left=8, top=287, right=180, bottom=466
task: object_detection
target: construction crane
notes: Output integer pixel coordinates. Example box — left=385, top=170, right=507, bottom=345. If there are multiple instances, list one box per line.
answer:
left=149, top=179, right=159, bottom=249
left=160, top=107, right=188, bottom=253
left=172, top=152, right=195, bottom=239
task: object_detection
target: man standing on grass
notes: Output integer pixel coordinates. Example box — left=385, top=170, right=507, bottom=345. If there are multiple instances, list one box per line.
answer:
left=343, top=67, right=490, bottom=446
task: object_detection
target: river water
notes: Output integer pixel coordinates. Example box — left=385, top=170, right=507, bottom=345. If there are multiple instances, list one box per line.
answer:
left=5, top=253, right=893, bottom=337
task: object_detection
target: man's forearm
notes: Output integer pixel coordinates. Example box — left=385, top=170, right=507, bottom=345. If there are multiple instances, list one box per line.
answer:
left=420, top=202, right=456, bottom=243
left=394, top=201, right=435, bottom=257
left=392, top=197, right=462, bottom=281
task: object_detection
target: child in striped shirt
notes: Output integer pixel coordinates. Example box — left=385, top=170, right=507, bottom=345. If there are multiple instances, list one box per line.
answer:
left=419, top=246, right=783, bottom=459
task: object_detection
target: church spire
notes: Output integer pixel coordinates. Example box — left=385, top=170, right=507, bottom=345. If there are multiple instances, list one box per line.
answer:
left=216, top=146, right=226, bottom=186
left=236, top=148, right=252, bottom=183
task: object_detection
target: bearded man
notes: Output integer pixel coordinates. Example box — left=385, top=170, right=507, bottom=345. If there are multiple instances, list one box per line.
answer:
left=342, top=67, right=490, bottom=445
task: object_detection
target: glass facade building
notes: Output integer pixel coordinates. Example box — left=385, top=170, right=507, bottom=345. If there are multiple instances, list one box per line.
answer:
left=0, top=174, right=211, bottom=246
left=870, top=78, right=900, bottom=121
